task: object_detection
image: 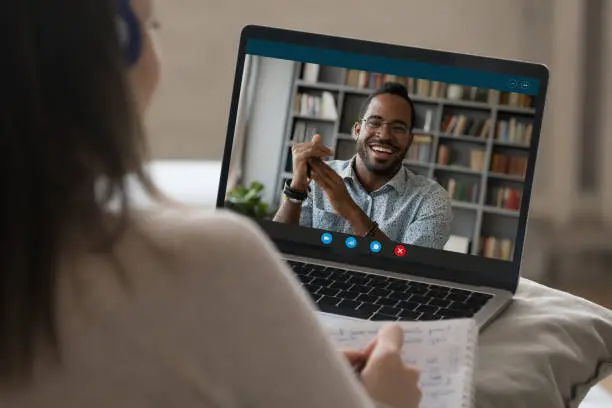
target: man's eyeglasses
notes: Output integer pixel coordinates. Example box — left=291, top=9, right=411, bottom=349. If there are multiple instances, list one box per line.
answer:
left=361, top=118, right=410, bottom=137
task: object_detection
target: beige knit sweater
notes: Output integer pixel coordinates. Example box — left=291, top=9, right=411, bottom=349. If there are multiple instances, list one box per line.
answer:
left=0, top=208, right=387, bottom=407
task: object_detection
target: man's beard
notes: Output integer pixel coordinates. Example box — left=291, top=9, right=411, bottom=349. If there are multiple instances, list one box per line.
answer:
left=357, top=140, right=407, bottom=177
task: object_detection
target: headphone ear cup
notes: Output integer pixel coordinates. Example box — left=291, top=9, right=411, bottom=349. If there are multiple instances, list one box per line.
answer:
left=116, top=0, right=142, bottom=67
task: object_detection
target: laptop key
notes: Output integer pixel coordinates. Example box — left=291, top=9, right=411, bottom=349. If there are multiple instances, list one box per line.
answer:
left=318, top=287, right=340, bottom=297
left=450, top=288, right=472, bottom=296
left=430, top=298, right=451, bottom=308
left=349, top=276, right=371, bottom=286
left=376, top=297, right=399, bottom=307
left=329, top=281, right=353, bottom=291
left=339, top=290, right=361, bottom=300
left=468, top=293, right=493, bottom=305
left=379, top=306, right=401, bottom=316
left=311, top=269, right=333, bottom=279
left=356, top=293, right=379, bottom=304
left=293, top=267, right=310, bottom=276
left=297, top=275, right=314, bottom=284
left=338, top=299, right=361, bottom=309
left=447, top=293, right=469, bottom=302
left=399, top=310, right=421, bottom=320
left=388, top=281, right=409, bottom=291
left=388, top=291, right=408, bottom=301
left=330, top=271, right=349, bottom=281
left=358, top=303, right=381, bottom=315
left=310, top=278, right=331, bottom=287
left=369, top=274, right=389, bottom=282
left=370, top=280, right=391, bottom=289
left=352, top=284, right=373, bottom=294
left=429, top=284, right=451, bottom=292
left=370, top=288, right=391, bottom=298
left=409, top=286, right=429, bottom=295
left=304, top=284, right=321, bottom=294
left=317, top=296, right=341, bottom=307
left=398, top=300, right=420, bottom=311
left=427, top=288, right=450, bottom=299
left=417, top=304, right=439, bottom=314
left=409, top=294, right=430, bottom=304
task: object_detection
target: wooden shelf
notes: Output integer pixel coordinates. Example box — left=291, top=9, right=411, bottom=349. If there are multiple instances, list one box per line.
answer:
left=483, top=205, right=520, bottom=217
left=488, top=172, right=525, bottom=182
left=452, top=201, right=480, bottom=211
left=438, top=133, right=487, bottom=144
left=434, top=164, right=483, bottom=176
left=292, top=113, right=336, bottom=122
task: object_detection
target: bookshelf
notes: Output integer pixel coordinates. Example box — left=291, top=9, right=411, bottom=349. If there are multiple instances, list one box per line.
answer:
left=274, top=62, right=535, bottom=260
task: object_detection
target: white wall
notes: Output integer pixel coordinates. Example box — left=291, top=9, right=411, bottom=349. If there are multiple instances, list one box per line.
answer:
left=601, top=1, right=612, bottom=225
left=241, top=57, right=295, bottom=204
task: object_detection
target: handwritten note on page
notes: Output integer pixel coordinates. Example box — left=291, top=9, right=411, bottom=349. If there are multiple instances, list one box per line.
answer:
left=325, top=318, right=477, bottom=408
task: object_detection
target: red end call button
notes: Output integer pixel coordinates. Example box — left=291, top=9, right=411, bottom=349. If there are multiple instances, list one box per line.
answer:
left=394, top=244, right=407, bottom=257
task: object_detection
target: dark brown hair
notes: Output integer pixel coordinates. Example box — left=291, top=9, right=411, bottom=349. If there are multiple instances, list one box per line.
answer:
left=359, top=82, right=416, bottom=130
left=0, top=0, right=158, bottom=381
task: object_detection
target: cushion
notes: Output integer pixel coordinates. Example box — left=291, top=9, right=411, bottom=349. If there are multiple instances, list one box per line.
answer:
left=476, top=278, right=612, bottom=408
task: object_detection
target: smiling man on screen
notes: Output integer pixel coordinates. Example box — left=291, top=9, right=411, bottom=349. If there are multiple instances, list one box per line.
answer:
left=273, top=82, right=453, bottom=250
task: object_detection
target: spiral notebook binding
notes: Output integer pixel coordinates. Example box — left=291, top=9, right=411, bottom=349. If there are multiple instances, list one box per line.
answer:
left=461, top=323, right=478, bottom=408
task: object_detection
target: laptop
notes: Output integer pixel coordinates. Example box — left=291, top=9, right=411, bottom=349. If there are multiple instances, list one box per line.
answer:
left=217, top=25, right=548, bottom=330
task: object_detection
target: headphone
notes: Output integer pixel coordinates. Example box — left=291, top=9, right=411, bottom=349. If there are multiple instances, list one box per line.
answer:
left=116, top=0, right=142, bottom=67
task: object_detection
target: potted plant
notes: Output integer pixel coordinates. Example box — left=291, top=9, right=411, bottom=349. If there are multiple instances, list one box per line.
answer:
left=225, top=181, right=271, bottom=219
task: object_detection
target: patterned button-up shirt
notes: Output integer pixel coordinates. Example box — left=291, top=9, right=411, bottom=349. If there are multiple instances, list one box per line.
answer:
left=299, top=157, right=453, bottom=249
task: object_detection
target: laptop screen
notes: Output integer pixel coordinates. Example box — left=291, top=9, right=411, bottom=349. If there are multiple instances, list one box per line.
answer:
left=221, top=29, right=546, bottom=285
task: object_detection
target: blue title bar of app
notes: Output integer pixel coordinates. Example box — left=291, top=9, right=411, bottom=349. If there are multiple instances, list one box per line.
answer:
left=246, top=39, right=539, bottom=95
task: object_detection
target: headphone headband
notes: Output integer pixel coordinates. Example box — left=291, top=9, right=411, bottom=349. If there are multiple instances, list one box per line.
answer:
left=116, top=0, right=142, bottom=66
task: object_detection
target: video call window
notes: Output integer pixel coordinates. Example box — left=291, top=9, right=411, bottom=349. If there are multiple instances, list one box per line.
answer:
left=226, top=55, right=536, bottom=262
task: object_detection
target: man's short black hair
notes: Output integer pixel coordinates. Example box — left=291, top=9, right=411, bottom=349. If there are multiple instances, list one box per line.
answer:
left=358, top=82, right=416, bottom=131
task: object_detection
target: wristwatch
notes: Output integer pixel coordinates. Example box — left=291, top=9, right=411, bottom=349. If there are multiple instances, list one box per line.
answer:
left=364, top=221, right=379, bottom=237
left=283, top=179, right=309, bottom=203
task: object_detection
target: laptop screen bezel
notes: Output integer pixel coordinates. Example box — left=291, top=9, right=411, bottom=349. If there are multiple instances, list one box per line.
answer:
left=217, top=25, right=549, bottom=294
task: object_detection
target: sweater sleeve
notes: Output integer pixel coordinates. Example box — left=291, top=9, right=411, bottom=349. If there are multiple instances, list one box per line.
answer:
left=177, top=210, right=380, bottom=408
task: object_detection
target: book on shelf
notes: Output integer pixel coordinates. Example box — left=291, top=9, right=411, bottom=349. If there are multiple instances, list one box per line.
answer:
left=499, top=92, right=533, bottom=108
left=346, top=70, right=404, bottom=89
left=343, top=71, right=448, bottom=98
left=479, top=236, right=514, bottom=261
left=406, top=135, right=432, bottom=163
left=470, top=149, right=485, bottom=171
left=441, top=115, right=491, bottom=138
left=490, top=154, right=528, bottom=178
left=437, top=145, right=452, bottom=165
left=446, top=178, right=479, bottom=203
left=294, top=91, right=338, bottom=120
left=436, top=145, right=484, bottom=172
left=302, top=63, right=320, bottom=83
left=422, top=109, right=434, bottom=131
left=291, top=121, right=322, bottom=143
left=495, top=118, right=533, bottom=145
left=488, top=187, right=522, bottom=211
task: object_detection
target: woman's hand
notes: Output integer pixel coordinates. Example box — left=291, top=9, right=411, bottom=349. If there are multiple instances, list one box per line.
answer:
left=360, top=324, right=422, bottom=408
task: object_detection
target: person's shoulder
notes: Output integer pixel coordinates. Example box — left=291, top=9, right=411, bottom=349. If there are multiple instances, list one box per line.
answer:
left=129, top=205, right=275, bottom=264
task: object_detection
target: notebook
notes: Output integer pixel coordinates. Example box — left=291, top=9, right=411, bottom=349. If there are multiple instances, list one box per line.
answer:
left=325, top=318, right=478, bottom=408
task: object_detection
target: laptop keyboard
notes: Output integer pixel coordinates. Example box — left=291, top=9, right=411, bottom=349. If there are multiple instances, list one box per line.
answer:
left=286, top=260, right=493, bottom=321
